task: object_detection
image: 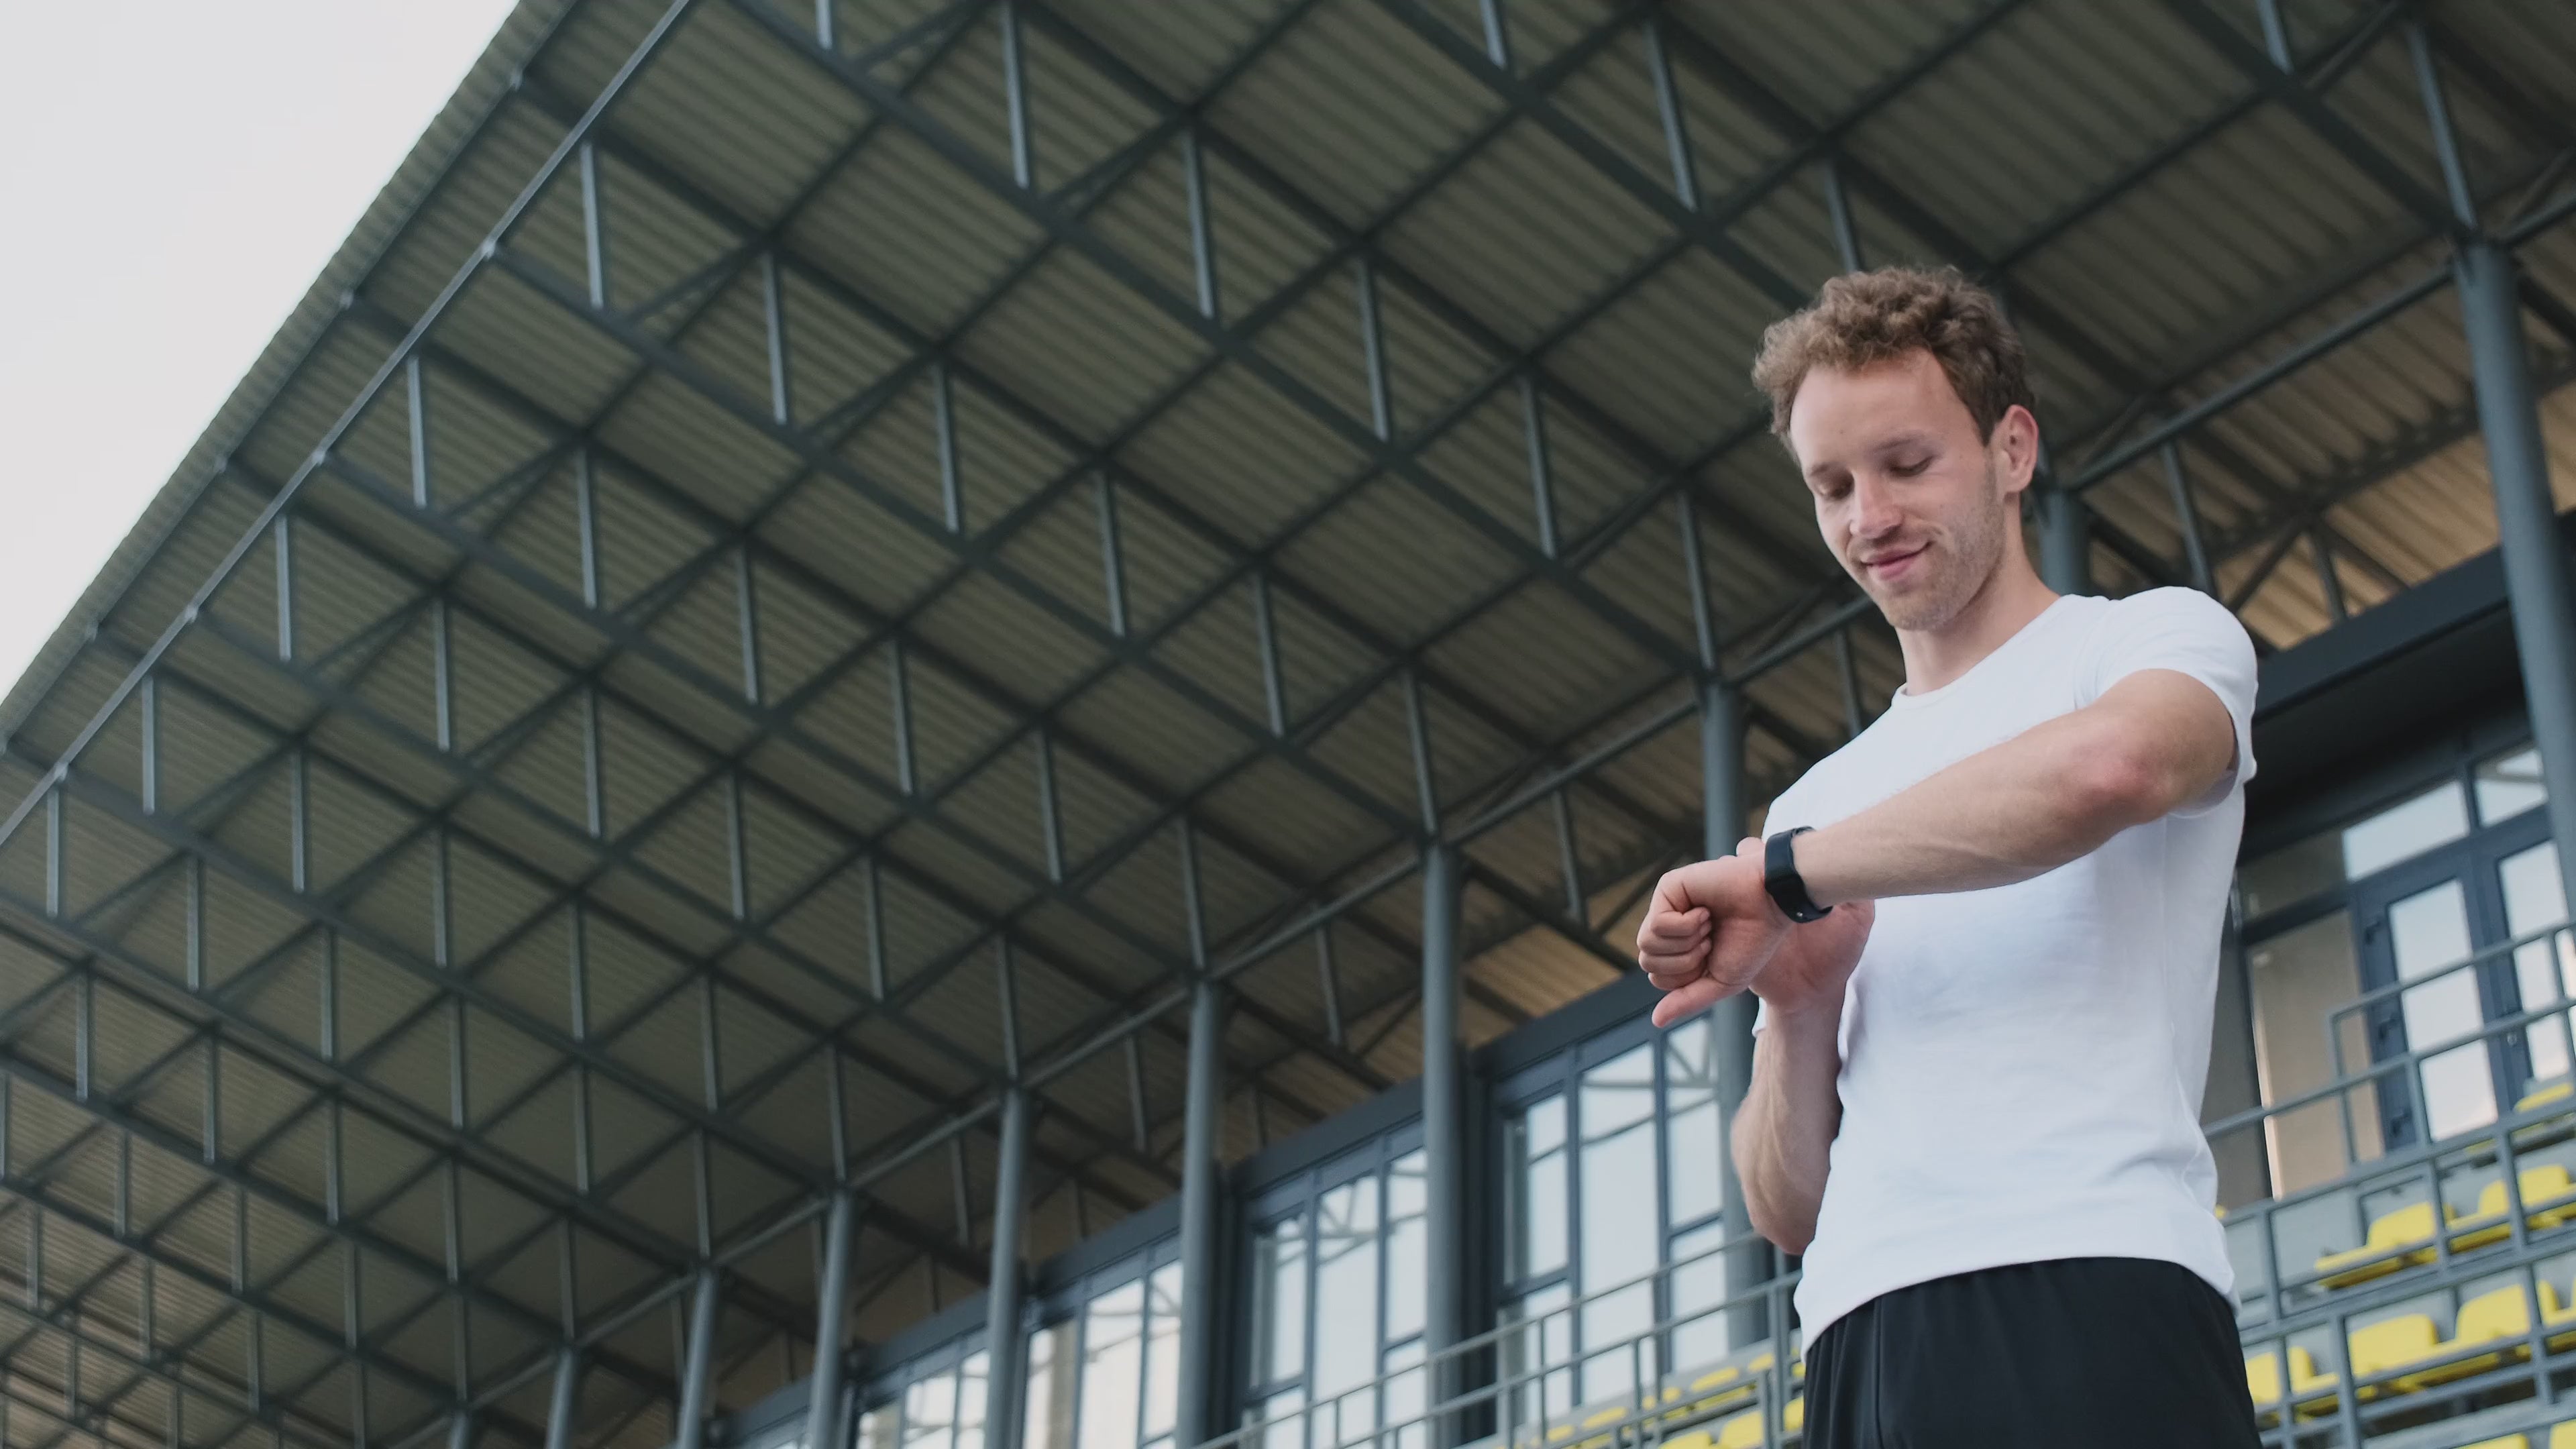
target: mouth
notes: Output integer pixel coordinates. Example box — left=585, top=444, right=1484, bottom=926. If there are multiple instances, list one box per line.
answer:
left=1858, top=543, right=1927, bottom=582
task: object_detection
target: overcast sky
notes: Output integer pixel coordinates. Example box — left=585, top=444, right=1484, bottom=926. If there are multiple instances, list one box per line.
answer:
left=0, top=1, right=517, bottom=700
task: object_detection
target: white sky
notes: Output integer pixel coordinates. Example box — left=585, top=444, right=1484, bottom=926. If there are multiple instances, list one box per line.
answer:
left=0, top=1, right=518, bottom=700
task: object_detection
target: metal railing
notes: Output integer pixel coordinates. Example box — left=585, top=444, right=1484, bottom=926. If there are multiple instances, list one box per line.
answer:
left=1188, top=922, right=2576, bottom=1449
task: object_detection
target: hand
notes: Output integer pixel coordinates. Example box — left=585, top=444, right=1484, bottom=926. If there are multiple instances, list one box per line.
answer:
left=1637, top=837, right=1876, bottom=1028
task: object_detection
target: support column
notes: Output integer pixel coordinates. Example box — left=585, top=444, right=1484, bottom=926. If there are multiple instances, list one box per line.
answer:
left=1421, top=843, right=1466, bottom=1448
left=674, top=1270, right=720, bottom=1449
left=2037, top=485, right=2092, bottom=596
left=1701, top=679, right=1769, bottom=1352
left=1173, top=978, right=1226, bottom=1449
left=808, top=1191, right=857, bottom=1449
left=984, top=1091, right=1032, bottom=1449
left=2459, top=241, right=2576, bottom=916
left=544, top=1349, right=582, bottom=1449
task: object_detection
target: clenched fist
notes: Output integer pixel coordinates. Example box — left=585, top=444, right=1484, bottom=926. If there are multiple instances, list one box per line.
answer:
left=1636, top=836, right=1875, bottom=1028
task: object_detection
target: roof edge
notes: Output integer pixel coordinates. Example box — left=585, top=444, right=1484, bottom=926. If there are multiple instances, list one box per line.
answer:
left=0, top=0, right=576, bottom=740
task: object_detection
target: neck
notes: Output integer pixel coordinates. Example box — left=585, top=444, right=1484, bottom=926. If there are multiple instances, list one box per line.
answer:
left=1894, top=551, right=2059, bottom=694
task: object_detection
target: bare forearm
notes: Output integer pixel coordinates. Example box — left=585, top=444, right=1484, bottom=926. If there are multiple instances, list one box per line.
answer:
left=1733, top=1004, right=1843, bottom=1254
left=1796, top=714, right=2135, bottom=906
left=1794, top=672, right=2232, bottom=907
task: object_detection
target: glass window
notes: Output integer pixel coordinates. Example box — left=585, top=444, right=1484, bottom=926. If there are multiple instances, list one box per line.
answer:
left=2242, top=783, right=2477, bottom=925
left=861, top=1406, right=899, bottom=1449
left=2502, top=840, right=2576, bottom=1093
left=2388, top=879, right=2496, bottom=1141
left=905, top=1367, right=959, bottom=1449
left=1142, top=1265, right=1179, bottom=1449
left=1078, top=1281, right=1144, bottom=1449
left=1312, top=1175, right=1382, bottom=1410
left=1251, top=1389, right=1303, bottom=1449
left=1664, top=1020, right=1724, bottom=1230
left=1666, top=1220, right=1730, bottom=1373
left=1578, top=1046, right=1660, bottom=1401
left=2247, top=910, right=2381, bottom=1194
left=1509, top=1099, right=1567, bottom=1280
left=1505, top=1282, right=1574, bottom=1430
left=1244, top=1138, right=1429, bottom=1449
left=1252, top=1216, right=1307, bottom=1389
left=2343, top=783, right=2470, bottom=880
left=1026, top=1324, right=1070, bottom=1449
left=2477, top=747, right=2548, bottom=824
left=2241, top=830, right=2344, bottom=920
left=1385, top=1152, right=1428, bottom=1344
left=956, top=1355, right=989, bottom=1449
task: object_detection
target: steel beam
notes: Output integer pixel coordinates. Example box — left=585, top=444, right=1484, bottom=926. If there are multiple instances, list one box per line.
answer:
left=543, top=1350, right=580, bottom=1449
left=1171, top=976, right=1225, bottom=1449
left=2038, top=486, right=2094, bottom=595
left=2457, top=242, right=2576, bottom=932
left=804, top=1191, right=855, bottom=1449
left=0, top=0, right=702, bottom=857
left=1699, top=676, right=1768, bottom=1352
left=1419, top=843, right=1465, bottom=1449
left=670, top=1273, right=718, bottom=1449
left=980, top=1091, right=1029, bottom=1449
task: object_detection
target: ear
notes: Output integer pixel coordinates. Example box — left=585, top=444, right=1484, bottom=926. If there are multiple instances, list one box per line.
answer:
left=1990, top=402, right=2041, bottom=500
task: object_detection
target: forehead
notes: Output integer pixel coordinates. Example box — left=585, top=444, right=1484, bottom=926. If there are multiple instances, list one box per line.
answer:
left=1788, top=352, right=1976, bottom=450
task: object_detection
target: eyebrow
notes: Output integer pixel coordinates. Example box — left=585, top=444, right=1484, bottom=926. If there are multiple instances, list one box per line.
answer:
left=1804, top=430, right=1943, bottom=483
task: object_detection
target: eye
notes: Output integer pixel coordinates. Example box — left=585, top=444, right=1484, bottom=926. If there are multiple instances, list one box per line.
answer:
left=1891, top=455, right=1931, bottom=477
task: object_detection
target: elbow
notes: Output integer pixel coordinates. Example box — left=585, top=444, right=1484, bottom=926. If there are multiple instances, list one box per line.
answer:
left=2068, top=735, right=2172, bottom=833
left=1746, top=1196, right=1814, bottom=1257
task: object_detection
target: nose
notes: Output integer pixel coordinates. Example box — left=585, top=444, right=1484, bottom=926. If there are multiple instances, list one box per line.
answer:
left=1849, top=476, right=1904, bottom=542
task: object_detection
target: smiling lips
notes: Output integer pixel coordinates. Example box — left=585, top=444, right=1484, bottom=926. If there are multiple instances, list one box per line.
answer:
left=1860, top=542, right=1927, bottom=580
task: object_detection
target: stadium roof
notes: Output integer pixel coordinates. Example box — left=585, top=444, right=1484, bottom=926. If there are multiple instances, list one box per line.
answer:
left=0, top=1, right=2572, bottom=1448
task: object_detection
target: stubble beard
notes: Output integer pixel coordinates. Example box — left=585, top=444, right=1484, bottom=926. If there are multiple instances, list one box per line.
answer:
left=1866, top=458, right=2009, bottom=634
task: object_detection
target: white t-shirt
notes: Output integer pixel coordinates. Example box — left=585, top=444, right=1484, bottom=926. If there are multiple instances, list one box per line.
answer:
left=1751, top=587, right=2259, bottom=1343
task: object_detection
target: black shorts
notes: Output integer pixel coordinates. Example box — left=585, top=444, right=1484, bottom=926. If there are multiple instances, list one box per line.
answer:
left=1801, top=1256, right=2261, bottom=1448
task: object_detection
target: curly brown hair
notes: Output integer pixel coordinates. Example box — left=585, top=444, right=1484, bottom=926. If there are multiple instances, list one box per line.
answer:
left=1750, top=266, right=2037, bottom=443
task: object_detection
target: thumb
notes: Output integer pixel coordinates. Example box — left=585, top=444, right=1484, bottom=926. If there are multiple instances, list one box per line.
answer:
left=1650, top=973, right=1731, bottom=1028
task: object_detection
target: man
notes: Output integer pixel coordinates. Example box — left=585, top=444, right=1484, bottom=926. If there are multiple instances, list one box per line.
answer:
left=1635, top=267, right=2261, bottom=1445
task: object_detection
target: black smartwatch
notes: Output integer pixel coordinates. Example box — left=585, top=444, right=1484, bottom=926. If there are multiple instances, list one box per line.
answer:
left=1763, top=826, right=1833, bottom=923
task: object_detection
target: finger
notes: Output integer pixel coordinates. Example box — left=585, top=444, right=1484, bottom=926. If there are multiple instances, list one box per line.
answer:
left=1638, top=949, right=1709, bottom=979
left=1644, top=968, right=1700, bottom=991
left=1639, top=908, right=1709, bottom=943
left=1650, top=973, right=1734, bottom=1028
left=1736, top=835, right=1762, bottom=860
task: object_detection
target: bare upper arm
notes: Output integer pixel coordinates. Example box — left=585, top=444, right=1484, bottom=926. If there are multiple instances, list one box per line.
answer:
left=2084, top=667, right=2242, bottom=818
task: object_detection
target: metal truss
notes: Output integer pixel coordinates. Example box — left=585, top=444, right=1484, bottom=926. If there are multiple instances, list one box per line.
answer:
left=4, top=3, right=2575, bottom=1449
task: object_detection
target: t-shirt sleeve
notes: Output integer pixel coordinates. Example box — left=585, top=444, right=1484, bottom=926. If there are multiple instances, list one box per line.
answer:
left=2080, top=586, right=2258, bottom=816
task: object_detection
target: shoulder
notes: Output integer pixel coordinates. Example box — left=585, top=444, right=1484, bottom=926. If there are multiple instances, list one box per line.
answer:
left=2090, top=586, right=2247, bottom=640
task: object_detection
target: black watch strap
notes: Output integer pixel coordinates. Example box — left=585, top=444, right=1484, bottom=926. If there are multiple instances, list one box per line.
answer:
left=1764, top=827, right=1833, bottom=923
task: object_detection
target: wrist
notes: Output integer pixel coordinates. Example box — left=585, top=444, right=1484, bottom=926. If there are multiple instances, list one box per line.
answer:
left=1764, top=827, right=1835, bottom=920
left=1759, top=989, right=1845, bottom=1031
left=1784, top=824, right=1849, bottom=910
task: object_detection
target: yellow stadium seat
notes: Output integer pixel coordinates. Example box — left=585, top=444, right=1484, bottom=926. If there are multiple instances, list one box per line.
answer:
left=2349, top=1311, right=2443, bottom=1394
left=2245, top=1346, right=2339, bottom=1421
left=2459, top=1436, right=2528, bottom=1449
left=2520, top=1079, right=2575, bottom=1112
left=1659, top=1435, right=1712, bottom=1449
left=2553, top=1422, right=2576, bottom=1449
left=1679, top=1367, right=1747, bottom=1415
left=1709, top=1397, right=1801, bottom=1449
left=2455, top=1167, right=2576, bottom=1250
left=2316, top=1201, right=2454, bottom=1287
left=2414, top=1286, right=2537, bottom=1387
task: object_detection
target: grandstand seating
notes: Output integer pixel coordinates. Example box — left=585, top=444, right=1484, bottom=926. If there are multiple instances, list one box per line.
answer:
left=1496, top=1087, right=2576, bottom=1446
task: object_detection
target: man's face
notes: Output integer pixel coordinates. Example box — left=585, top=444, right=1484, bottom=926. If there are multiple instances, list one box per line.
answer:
left=1786, top=350, right=2031, bottom=632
